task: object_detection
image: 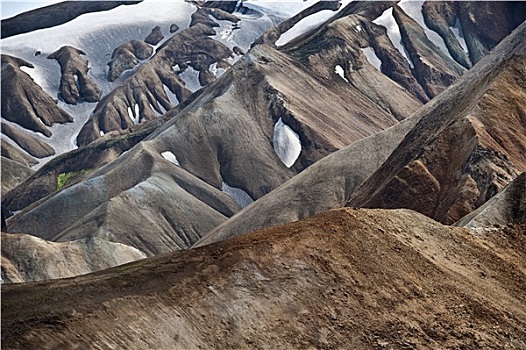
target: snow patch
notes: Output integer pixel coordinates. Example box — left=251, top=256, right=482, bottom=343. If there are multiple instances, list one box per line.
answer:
left=222, top=181, right=254, bottom=208
left=161, top=151, right=179, bottom=165
left=179, top=66, right=202, bottom=92
left=276, top=9, right=335, bottom=46
left=335, top=65, right=349, bottom=83
left=450, top=18, right=468, bottom=53
left=243, top=1, right=318, bottom=19
left=273, top=117, right=301, bottom=168
left=361, top=47, right=382, bottom=71
left=398, top=0, right=453, bottom=61
left=373, top=7, right=414, bottom=69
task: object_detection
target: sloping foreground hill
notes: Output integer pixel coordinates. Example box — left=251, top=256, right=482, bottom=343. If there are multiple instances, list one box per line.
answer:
left=3, top=208, right=526, bottom=349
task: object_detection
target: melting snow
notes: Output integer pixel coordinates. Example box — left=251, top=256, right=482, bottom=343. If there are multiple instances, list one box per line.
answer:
left=335, top=65, right=349, bottom=83
left=221, top=181, right=254, bottom=208
left=161, top=151, right=180, bottom=165
left=450, top=18, right=468, bottom=53
left=373, top=7, right=414, bottom=69
left=398, top=0, right=453, bottom=61
left=276, top=9, right=336, bottom=46
left=361, top=47, right=382, bottom=71
left=273, top=117, right=301, bottom=168
left=178, top=66, right=202, bottom=92
left=243, top=0, right=319, bottom=19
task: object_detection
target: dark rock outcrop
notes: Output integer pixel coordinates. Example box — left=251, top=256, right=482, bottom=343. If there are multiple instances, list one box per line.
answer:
left=107, top=40, right=153, bottom=82
left=47, top=46, right=102, bottom=104
left=1, top=122, right=55, bottom=158
left=1, top=1, right=141, bottom=38
left=1, top=55, right=73, bottom=137
left=0, top=140, right=37, bottom=167
left=144, top=26, right=164, bottom=45
left=169, top=23, right=179, bottom=33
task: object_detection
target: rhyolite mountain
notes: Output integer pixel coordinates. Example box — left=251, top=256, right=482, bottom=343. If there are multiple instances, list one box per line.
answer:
left=1, top=1, right=525, bottom=282
left=2, top=1, right=526, bottom=348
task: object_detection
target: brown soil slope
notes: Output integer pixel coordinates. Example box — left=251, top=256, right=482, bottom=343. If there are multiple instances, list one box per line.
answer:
left=3, top=208, right=526, bottom=349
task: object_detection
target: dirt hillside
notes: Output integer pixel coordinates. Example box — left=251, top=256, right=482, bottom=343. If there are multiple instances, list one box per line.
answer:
left=2, top=208, right=526, bottom=349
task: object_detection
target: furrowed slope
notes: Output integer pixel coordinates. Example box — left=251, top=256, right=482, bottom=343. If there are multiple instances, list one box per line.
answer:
left=348, top=21, right=526, bottom=224
left=2, top=208, right=526, bottom=349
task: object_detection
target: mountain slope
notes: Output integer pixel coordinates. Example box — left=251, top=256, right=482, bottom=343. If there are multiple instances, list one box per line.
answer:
left=2, top=208, right=526, bottom=349
left=456, top=172, right=526, bottom=229
left=1, top=233, right=146, bottom=283
left=197, top=115, right=420, bottom=247
left=347, top=21, right=526, bottom=224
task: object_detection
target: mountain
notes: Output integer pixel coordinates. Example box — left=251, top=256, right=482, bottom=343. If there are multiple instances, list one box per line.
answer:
left=2, top=0, right=525, bottom=282
left=456, top=172, right=526, bottom=229
left=197, top=18, right=526, bottom=247
left=347, top=20, right=526, bottom=224
left=3, top=208, right=526, bottom=349
left=1, top=232, right=146, bottom=283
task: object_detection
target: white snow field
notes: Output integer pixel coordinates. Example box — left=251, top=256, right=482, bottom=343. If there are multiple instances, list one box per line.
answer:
left=222, top=181, right=254, bottom=208
left=273, top=118, right=301, bottom=168
left=361, top=47, right=382, bottom=71
left=373, top=7, right=415, bottom=69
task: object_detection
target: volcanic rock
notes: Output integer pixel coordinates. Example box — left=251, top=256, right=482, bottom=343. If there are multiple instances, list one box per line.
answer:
left=1, top=1, right=141, bottom=38
left=1, top=55, right=73, bottom=137
left=348, top=22, right=526, bottom=224
left=457, top=172, right=526, bottom=228
left=169, top=23, right=179, bottom=33
left=77, top=21, right=233, bottom=146
left=2, top=120, right=160, bottom=213
left=0, top=140, right=37, bottom=167
left=47, top=46, right=102, bottom=104
left=1, top=122, right=55, bottom=158
left=197, top=115, right=420, bottom=247
left=1, top=157, right=35, bottom=197
left=144, top=25, right=164, bottom=46
left=107, top=40, right=153, bottom=82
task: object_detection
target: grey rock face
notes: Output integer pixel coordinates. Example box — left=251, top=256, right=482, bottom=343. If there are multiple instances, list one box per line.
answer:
left=0, top=140, right=37, bottom=167
left=457, top=173, right=526, bottom=228
left=1, top=157, right=35, bottom=197
left=47, top=46, right=102, bottom=104
left=1, top=233, right=147, bottom=283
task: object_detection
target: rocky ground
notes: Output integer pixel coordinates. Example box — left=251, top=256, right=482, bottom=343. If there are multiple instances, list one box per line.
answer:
left=2, top=208, right=526, bottom=349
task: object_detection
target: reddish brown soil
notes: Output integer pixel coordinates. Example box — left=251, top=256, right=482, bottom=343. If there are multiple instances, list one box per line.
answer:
left=2, top=208, right=526, bottom=349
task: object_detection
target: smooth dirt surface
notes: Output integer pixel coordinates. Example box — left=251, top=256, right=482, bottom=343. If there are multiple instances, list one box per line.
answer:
left=3, top=208, right=526, bottom=349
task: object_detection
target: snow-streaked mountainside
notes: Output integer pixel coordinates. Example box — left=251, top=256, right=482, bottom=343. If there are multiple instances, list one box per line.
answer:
left=1, top=1, right=320, bottom=168
left=3, top=0, right=523, bottom=168
left=2, top=2, right=526, bottom=347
